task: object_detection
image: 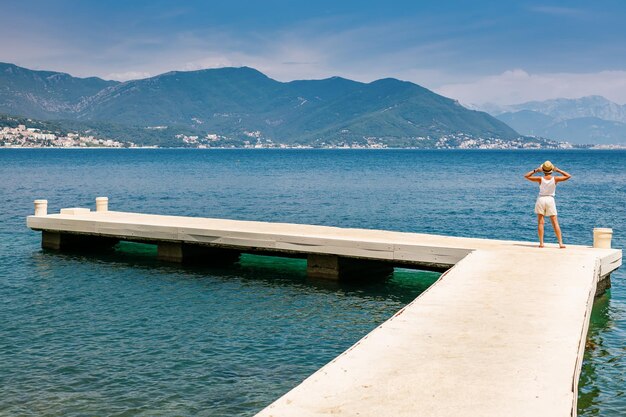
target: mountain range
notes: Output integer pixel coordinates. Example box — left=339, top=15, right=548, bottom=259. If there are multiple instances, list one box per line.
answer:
left=482, top=96, right=626, bottom=145
left=0, top=62, right=519, bottom=146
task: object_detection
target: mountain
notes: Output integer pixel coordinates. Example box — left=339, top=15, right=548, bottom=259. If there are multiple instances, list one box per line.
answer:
left=490, top=96, right=626, bottom=144
left=0, top=62, right=118, bottom=119
left=497, top=110, right=626, bottom=145
left=480, top=96, right=626, bottom=123
left=504, top=96, right=626, bottom=123
left=495, top=110, right=556, bottom=137
left=540, top=117, right=626, bottom=144
left=0, top=62, right=519, bottom=145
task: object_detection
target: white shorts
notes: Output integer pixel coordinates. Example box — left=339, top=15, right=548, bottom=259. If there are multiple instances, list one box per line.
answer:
left=534, top=196, right=557, bottom=217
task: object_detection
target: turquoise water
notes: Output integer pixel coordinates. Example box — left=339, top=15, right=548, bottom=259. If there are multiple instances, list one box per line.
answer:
left=0, top=149, right=624, bottom=416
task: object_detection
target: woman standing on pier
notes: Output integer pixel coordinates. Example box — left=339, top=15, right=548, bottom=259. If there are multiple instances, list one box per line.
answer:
left=524, top=161, right=571, bottom=248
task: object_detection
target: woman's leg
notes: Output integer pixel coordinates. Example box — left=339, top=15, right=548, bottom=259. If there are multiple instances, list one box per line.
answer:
left=537, top=214, right=545, bottom=247
left=550, top=215, right=566, bottom=248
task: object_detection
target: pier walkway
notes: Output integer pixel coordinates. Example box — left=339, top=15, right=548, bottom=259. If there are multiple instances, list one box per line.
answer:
left=27, top=200, right=621, bottom=417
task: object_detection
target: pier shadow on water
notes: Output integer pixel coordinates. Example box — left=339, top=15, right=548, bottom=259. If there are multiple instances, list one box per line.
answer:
left=41, top=240, right=440, bottom=304
left=20, top=241, right=623, bottom=417
left=9, top=241, right=438, bottom=416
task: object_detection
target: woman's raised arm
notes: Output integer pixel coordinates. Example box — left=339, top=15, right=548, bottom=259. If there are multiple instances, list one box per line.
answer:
left=554, top=167, right=571, bottom=182
left=524, top=166, right=542, bottom=182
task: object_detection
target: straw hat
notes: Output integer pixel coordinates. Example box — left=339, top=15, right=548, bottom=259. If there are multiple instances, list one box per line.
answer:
left=542, top=160, right=554, bottom=173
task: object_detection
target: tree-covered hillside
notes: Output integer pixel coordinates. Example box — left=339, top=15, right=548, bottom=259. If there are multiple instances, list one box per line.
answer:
left=0, top=63, right=519, bottom=145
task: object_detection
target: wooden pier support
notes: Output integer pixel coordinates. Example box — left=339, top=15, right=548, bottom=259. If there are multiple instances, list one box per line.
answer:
left=42, top=231, right=119, bottom=251
left=307, top=254, right=393, bottom=280
left=157, top=242, right=241, bottom=266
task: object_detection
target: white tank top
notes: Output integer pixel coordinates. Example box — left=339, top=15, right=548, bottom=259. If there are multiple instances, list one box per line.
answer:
left=539, top=177, right=556, bottom=197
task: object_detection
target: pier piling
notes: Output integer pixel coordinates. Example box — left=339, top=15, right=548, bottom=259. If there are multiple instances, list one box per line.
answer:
left=307, top=254, right=393, bottom=280
left=157, top=242, right=241, bottom=265
left=42, top=231, right=119, bottom=251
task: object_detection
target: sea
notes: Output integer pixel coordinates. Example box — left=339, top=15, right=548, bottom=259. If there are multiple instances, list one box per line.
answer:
left=0, top=149, right=624, bottom=416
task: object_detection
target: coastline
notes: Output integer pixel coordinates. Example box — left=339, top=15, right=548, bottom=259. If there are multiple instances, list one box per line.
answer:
left=1, top=146, right=625, bottom=150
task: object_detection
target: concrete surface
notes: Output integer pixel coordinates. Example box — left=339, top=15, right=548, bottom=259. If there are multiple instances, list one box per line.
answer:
left=257, top=248, right=610, bottom=417
left=26, top=208, right=622, bottom=417
left=27, top=210, right=620, bottom=276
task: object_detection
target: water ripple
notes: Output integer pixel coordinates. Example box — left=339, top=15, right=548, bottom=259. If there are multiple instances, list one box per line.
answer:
left=0, top=149, right=624, bottom=416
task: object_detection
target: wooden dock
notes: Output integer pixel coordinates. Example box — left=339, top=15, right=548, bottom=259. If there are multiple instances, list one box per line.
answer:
left=27, top=199, right=621, bottom=417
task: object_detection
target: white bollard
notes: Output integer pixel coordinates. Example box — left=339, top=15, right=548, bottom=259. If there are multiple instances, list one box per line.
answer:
left=593, top=228, right=613, bottom=249
left=34, top=199, right=48, bottom=216
left=95, top=197, right=109, bottom=212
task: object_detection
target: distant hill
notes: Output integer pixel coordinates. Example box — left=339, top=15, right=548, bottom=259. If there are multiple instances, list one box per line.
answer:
left=505, top=96, right=626, bottom=123
left=540, top=117, right=626, bottom=144
left=0, top=62, right=519, bottom=145
left=482, top=96, right=626, bottom=122
left=490, top=96, right=626, bottom=144
left=497, top=110, right=626, bottom=145
left=496, top=110, right=556, bottom=137
left=0, top=63, right=117, bottom=119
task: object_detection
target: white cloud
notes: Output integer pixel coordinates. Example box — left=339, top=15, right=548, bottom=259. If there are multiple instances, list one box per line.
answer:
left=529, top=6, right=586, bottom=17
left=166, top=21, right=464, bottom=87
left=436, top=69, right=626, bottom=105
left=105, top=71, right=152, bottom=81
left=4, top=10, right=626, bottom=108
left=175, top=46, right=332, bottom=82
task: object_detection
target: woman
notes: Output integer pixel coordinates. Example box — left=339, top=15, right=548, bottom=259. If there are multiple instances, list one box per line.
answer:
left=524, top=161, right=571, bottom=248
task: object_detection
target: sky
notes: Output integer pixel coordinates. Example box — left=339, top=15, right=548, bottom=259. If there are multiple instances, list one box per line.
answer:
left=2, top=0, right=626, bottom=105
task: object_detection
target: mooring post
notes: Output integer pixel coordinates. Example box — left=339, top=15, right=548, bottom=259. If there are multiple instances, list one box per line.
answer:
left=96, top=197, right=108, bottom=212
left=593, top=228, right=613, bottom=249
left=34, top=199, right=48, bottom=216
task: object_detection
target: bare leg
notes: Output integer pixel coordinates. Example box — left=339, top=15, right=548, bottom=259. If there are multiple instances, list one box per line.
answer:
left=537, top=214, right=545, bottom=247
left=550, top=216, right=566, bottom=248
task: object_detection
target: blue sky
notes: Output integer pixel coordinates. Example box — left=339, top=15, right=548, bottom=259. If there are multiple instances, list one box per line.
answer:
left=3, top=0, right=626, bottom=104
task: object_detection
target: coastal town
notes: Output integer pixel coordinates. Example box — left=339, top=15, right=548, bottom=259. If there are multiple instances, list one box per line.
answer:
left=0, top=121, right=579, bottom=149
left=0, top=124, right=132, bottom=148
left=174, top=131, right=573, bottom=149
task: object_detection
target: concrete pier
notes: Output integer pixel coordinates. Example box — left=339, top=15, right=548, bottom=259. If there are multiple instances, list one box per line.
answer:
left=27, top=200, right=622, bottom=417
left=258, top=248, right=616, bottom=417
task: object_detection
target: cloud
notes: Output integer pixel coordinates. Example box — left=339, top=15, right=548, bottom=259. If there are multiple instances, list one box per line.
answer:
left=281, top=61, right=317, bottom=66
left=175, top=43, right=332, bottom=82
left=2, top=3, right=625, bottom=107
left=0, top=8, right=481, bottom=86
left=162, top=18, right=470, bottom=86
left=105, top=71, right=152, bottom=81
left=436, top=69, right=626, bottom=105
left=529, top=5, right=586, bottom=17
